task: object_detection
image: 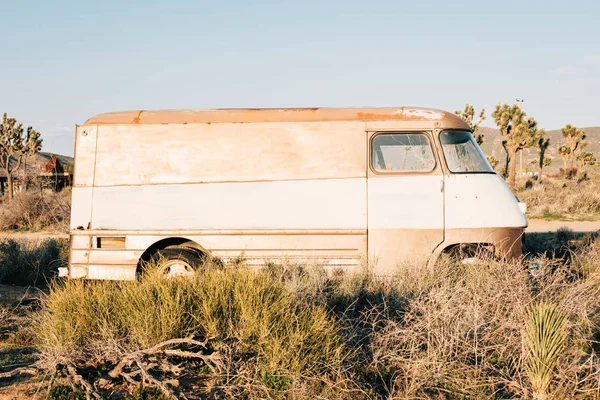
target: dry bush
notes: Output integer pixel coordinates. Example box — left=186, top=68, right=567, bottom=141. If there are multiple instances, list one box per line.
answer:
left=0, top=188, right=71, bottom=232
left=0, top=238, right=67, bottom=285
left=516, top=176, right=600, bottom=220
left=36, top=266, right=358, bottom=399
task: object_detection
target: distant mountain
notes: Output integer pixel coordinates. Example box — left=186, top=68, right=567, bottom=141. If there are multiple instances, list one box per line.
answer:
left=477, top=126, right=600, bottom=173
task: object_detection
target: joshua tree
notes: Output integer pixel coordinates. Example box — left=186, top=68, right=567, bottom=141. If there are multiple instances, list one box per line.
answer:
left=455, top=103, right=485, bottom=145
left=537, top=137, right=550, bottom=183
left=558, top=144, right=570, bottom=170
left=0, top=113, right=43, bottom=199
left=577, top=151, right=596, bottom=171
left=492, top=103, right=545, bottom=187
left=561, top=124, right=586, bottom=172
left=487, top=156, right=499, bottom=170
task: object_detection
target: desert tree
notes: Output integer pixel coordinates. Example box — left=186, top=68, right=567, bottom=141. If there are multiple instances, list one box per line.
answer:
left=537, top=137, right=550, bottom=183
left=0, top=113, right=43, bottom=199
left=492, top=102, right=545, bottom=187
left=561, top=124, right=586, bottom=172
left=557, top=144, right=570, bottom=170
left=455, top=103, right=485, bottom=145
left=487, top=156, right=499, bottom=170
left=577, top=151, right=596, bottom=173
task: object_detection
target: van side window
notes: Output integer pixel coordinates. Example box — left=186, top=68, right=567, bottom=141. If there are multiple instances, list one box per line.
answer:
left=371, top=133, right=435, bottom=172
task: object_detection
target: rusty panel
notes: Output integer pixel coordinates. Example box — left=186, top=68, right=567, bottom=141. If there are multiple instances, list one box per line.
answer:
left=93, top=121, right=366, bottom=186
left=368, top=228, right=445, bottom=275
left=73, top=125, right=97, bottom=187
left=441, top=227, right=524, bottom=260
left=84, top=107, right=469, bottom=127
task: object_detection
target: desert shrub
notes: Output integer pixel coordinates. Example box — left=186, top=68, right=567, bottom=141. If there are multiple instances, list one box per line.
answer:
left=36, top=267, right=355, bottom=398
left=516, top=176, right=600, bottom=220
left=397, top=254, right=599, bottom=398
left=0, top=189, right=71, bottom=232
left=0, top=238, right=67, bottom=285
left=524, top=303, right=568, bottom=399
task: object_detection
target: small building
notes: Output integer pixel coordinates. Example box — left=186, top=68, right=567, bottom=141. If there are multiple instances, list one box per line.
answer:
left=0, top=152, right=73, bottom=196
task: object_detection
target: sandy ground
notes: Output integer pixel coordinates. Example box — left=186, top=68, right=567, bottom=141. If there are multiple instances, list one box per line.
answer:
left=0, top=231, right=68, bottom=241
left=526, top=219, right=600, bottom=233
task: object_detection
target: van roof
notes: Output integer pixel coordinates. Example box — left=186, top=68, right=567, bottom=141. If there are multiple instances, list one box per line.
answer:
left=84, top=107, right=469, bottom=127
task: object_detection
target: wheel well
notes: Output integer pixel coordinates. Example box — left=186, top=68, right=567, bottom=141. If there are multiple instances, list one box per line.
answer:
left=441, top=242, right=496, bottom=255
left=137, top=237, right=205, bottom=270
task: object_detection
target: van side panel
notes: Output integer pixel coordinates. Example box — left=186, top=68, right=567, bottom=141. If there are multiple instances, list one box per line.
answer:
left=90, top=178, right=367, bottom=230
left=92, top=122, right=366, bottom=186
left=445, top=174, right=528, bottom=229
left=367, top=175, right=444, bottom=273
left=69, top=121, right=368, bottom=277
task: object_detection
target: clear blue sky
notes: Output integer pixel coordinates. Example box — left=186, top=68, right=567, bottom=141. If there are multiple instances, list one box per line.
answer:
left=1, top=0, right=599, bottom=156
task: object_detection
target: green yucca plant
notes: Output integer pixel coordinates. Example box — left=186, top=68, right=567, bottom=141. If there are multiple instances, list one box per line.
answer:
left=524, top=302, right=568, bottom=399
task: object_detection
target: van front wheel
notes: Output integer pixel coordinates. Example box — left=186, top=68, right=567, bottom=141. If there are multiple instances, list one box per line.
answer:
left=149, top=247, right=204, bottom=278
left=448, top=244, right=496, bottom=265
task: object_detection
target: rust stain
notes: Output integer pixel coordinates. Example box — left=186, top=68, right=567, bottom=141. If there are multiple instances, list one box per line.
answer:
left=131, top=110, right=144, bottom=124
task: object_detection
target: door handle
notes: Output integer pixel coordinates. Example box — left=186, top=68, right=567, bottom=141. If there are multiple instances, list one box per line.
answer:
left=440, top=180, right=444, bottom=192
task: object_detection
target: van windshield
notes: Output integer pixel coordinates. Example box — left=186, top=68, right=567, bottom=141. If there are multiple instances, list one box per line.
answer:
left=440, top=130, right=494, bottom=173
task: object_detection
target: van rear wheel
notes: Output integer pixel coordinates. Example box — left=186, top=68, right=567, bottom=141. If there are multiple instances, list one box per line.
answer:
left=149, top=246, right=204, bottom=278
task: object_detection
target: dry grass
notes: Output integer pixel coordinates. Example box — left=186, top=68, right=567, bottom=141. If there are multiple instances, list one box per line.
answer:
left=36, top=266, right=357, bottom=398
left=515, top=175, right=600, bottom=220
left=0, top=234, right=592, bottom=398
left=0, top=188, right=71, bottom=232
left=0, top=238, right=68, bottom=286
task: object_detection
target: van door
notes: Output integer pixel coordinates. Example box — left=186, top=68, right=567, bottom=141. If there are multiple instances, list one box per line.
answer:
left=439, top=130, right=528, bottom=248
left=367, top=131, right=445, bottom=274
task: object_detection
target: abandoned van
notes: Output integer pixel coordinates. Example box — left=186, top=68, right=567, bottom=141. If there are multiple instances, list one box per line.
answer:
left=62, top=107, right=528, bottom=280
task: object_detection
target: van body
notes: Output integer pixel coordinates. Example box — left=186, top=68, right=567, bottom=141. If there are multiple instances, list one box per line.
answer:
left=64, top=107, right=527, bottom=280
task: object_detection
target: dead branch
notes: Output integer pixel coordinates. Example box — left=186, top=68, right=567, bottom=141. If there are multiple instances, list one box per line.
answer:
left=109, top=337, right=213, bottom=378
left=134, top=355, right=177, bottom=400
left=66, top=365, right=102, bottom=400
left=0, top=366, right=37, bottom=379
left=162, top=349, right=224, bottom=372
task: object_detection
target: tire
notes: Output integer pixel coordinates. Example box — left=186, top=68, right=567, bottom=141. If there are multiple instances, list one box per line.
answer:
left=148, top=246, right=205, bottom=278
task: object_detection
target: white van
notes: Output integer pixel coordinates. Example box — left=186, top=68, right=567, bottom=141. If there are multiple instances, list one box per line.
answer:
left=62, top=107, right=527, bottom=280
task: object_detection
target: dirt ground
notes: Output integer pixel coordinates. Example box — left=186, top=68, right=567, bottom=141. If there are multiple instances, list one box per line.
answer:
left=527, top=219, right=600, bottom=233
left=0, top=287, right=45, bottom=400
